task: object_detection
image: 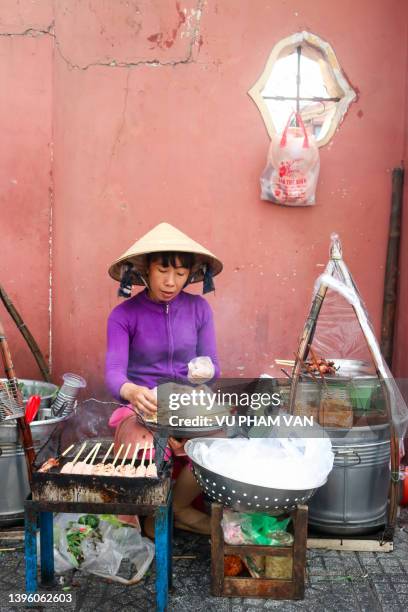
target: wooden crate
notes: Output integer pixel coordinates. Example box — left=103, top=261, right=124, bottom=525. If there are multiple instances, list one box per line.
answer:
left=211, top=503, right=308, bottom=599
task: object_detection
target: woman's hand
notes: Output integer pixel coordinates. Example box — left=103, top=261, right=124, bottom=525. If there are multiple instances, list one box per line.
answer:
left=119, top=382, right=157, bottom=418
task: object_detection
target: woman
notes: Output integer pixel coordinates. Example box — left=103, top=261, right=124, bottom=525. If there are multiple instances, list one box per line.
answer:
left=105, top=222, right=223, bottom=535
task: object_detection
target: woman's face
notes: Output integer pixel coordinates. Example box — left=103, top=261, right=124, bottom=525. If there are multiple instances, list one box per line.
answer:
left=147, top=256, right=190, bottom=302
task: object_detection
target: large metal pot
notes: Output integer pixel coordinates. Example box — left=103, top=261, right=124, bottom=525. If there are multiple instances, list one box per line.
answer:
left=0, top=412, right=69, bottom=526
left=308, top=423, right=390, bottom=535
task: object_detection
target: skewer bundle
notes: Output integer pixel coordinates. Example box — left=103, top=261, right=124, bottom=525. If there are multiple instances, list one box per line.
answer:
left=38, top=440, right=159, bottom=479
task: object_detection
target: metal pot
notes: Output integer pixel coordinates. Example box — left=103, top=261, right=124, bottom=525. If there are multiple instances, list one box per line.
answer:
left=308, top=423, right=391, bottom=535
left=0, top=412, right=70, bottom=526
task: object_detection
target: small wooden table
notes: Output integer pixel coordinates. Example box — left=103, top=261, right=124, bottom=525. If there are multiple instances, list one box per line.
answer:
left=211, top=503, right=308, bottom=599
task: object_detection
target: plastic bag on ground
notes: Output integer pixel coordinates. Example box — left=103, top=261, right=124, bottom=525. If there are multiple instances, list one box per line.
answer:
left=49, top=513, right=155, bottom=584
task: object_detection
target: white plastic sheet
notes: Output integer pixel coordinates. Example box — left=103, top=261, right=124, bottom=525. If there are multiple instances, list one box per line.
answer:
left=189, top=437, right=334, bottom=490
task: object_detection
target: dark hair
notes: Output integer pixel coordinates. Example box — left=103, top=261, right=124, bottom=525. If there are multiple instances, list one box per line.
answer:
left=146, top=251, right=195, bottom=270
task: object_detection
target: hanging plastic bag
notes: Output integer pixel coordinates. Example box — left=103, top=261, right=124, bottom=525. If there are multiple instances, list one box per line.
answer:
left=260, top=111, right=320, bottom=206
left=48, top=513, right=155, bottom=585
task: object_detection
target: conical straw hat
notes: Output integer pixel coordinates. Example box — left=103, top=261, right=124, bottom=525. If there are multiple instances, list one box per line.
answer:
left=109, top=222, right=223, bottom=285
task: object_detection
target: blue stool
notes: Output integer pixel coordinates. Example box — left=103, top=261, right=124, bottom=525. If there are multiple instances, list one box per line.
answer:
left=24, top=493, right=173, bottom=612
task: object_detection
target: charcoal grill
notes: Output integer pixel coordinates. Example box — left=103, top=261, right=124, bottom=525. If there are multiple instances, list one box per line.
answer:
left=25, top=437, right=173, bottom=612
left=31, top=438, right=171, bottom=505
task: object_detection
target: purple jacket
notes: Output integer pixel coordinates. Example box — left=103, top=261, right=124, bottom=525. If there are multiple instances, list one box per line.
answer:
left=105, top=288, right=220, bottom=401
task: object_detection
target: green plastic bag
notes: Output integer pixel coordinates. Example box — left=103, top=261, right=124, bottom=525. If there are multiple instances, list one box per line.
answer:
left=241, top=513, right=292, bottom=546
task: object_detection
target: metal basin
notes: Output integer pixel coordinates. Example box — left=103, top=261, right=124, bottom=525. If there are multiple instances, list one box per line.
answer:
left=0, top=378, right=58, bottom=410
left=186, top=438, right=319, bottom=514
left=0, top=412, right=70, bottom=526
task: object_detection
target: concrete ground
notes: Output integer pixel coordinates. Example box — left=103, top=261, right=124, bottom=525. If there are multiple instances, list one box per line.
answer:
left=0, top=510, right=407, bottom=612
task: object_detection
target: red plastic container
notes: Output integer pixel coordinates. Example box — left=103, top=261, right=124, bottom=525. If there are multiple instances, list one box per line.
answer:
left=401, top=466, right=408, bottom=506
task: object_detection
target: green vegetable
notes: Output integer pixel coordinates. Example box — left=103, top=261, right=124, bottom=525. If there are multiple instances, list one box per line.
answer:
left=78, top=514, right=100, bottom=529
left=100, top=514, right=125, bottom=528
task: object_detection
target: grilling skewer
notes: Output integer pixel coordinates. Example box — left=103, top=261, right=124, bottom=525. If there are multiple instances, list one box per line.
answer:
left=102, top=442, right=114, bottom=464
left=112, top=443, right=124, bottom=469
left=115, top=443, right=132, bottom=475
left=135, top=441, right=148, bottom=477
left=130, top=443, right=139, bottom=469
left=60, top=442, right=87, bottom=474
left=146, top=442, right=157, bottom=478
left=71, top=442, right=99, bottom=474
left=120, top=443, right=132, bottom=467
left=82, top=442, right=101, bottom=474
left=38, top=443, right=75, bottom=473
left=93, top=441, right=114, bottom=475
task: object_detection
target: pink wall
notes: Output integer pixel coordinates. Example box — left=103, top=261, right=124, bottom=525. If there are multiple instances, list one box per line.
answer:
left=0, top=1, right=53, bottom=378
left=1, top=1, right=408, bottom=394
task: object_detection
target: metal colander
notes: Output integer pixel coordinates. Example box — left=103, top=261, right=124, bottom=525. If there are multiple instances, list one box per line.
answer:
left=185, top=438, right=319, bottom=514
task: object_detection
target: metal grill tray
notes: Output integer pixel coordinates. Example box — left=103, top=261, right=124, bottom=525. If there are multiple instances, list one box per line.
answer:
left=32, top=441, right=171, bottom=505
left=186, top=439, right=319, bottom=514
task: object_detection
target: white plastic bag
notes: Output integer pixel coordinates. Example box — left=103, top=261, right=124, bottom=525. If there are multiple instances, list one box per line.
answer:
left=187, top=356, right=215, bottom=383
left=50, top=513, right=155, bottom=584
left=261, top=111, right=320, bottom=206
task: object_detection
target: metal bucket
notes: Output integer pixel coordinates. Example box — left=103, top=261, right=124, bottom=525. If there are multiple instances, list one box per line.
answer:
left=308, top=423, right=390, bottom=535
left=0, top=378, right=58, bottom=415
left=0, top=413, right=70, bottom=526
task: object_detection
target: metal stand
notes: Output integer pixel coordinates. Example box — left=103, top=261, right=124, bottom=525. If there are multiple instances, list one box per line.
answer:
left=288, top=236, right=400, bottom=538
left=24, top=492, right=173, bottom=612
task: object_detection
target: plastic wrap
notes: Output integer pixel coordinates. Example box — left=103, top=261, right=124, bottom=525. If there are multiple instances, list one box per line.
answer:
left=299, top=234, right=408, bottom=439
left=189, top=437, right=334, bottom=490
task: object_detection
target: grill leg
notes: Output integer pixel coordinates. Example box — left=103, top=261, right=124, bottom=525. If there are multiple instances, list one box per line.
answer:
left=24, top=506, right=38, bottom=593
left=40, top=511, right=55, bottom=586
left=167, top=495, right=173, bottom=589
left=155, top=503, right=170, bottom=612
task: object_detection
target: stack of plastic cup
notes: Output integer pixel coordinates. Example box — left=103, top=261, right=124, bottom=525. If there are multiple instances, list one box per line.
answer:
left=51, top=373, right=87, bottom=418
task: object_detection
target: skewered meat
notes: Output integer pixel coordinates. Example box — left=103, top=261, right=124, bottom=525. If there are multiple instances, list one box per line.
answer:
left=81, top=463, right=95, bottom=475
left=303, top=346, right=337, bottom=377
left=70, top=461, right=87, bottom=474
left=145, top=463, right=158, bottom=478
left=38, top=457, right=59, bottom=473
left=135, top=463, right=146, bottom=477
left=115, top=464, right=137, bottom=477
left=135, top=441, right=148, bottom=476
left=60, top=461, right=74, bottom=474
left=95, top=463, right=116, bottom=476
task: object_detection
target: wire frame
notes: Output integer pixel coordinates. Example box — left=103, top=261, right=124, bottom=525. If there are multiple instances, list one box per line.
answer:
left=0, top=379, right=24, bottom=421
